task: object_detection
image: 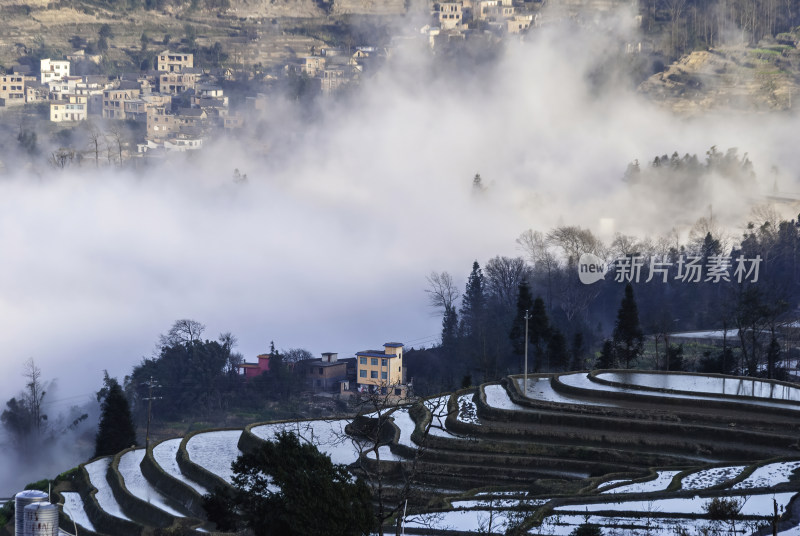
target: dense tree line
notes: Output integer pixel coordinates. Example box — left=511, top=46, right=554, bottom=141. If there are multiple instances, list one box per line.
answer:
left=408, top=156, right=800, bottom=393
left=124, top=320, right=307, bottom=426
left=640, top=0, right=800, bottom=57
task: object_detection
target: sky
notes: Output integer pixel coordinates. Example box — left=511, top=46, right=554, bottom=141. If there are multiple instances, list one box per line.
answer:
left=1, top=8, right=799, bottom=494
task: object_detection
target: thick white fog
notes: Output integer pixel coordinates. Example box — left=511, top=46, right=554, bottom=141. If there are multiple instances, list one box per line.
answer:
left=1, top=12, right=798, bottom=493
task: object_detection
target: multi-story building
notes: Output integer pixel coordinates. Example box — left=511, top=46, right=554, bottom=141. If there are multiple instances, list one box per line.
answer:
left=235, top=353, right=271, bottom=378
left=40, top=59, right=70, bottom=84
left=506, top=14, right=533, bottom=33
left=0, top=74, right=25, bottom=106
left=50, top=95, right=88, bottom=122
left=158, top=69, right=201, bottom=95
left=102, top=82, right=141, bottom=119
left=320, top=68, right=348, bottom=95
left=302, top=352, right=351, bottom=393
left=157, top=51, right=194, bottom=73
left=48, top=76, right=82, bottom=100
left=146, top=106, right=208, bottom=141
left=437, top=2, right=464, bottom=29
left=25, top=82, right=48, bottom=104
left=476, top=0, right=514, bottom=20
left=356, top=342, right=407, bottom=396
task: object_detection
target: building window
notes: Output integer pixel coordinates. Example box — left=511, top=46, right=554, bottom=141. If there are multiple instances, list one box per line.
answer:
left=360, top=370, right=366, bottom=378
left=360, top=357, right=367, bottom=365
left=370, top=371, right=378, bottom=379
left=318, top=368, right=324, bottom=374
left=381, top=359, right=387, bottom=366
left=371, top=358, right=378, bottom=366
left=395, top=388, right=402, bottom=396
left=381, top=372, right=388, bottom=380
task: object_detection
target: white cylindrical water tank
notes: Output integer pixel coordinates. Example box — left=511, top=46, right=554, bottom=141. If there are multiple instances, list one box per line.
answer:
left=14, top=490, right=47, bottom=536
left=23, top=502, right=59, bottom=536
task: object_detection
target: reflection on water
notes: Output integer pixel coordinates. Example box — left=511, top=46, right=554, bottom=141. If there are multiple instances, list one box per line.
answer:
left=601, top=372, right=800, bottom=402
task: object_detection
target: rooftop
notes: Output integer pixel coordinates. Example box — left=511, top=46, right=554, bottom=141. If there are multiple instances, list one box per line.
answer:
left=357, top=351, right=399, bottom=358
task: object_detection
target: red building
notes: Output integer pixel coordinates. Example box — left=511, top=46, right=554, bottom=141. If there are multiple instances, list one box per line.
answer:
left=237, top=354, right=271, bottom=378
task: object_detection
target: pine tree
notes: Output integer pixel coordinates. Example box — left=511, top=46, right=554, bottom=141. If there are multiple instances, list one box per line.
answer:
left=441, top=305, right=459, bottom=354
left=569, top=332, right=585, bottom=371
left=460, top=261, right=485, bottom=339
left=612, top=283, right=644, bottom=369
left=460, top=261, right=487, bottom=374
left=95, top=373, right=137, bottom=457
left=596, top=339, right=616, bottom=369
left=666, top=344, right=685, bottom=371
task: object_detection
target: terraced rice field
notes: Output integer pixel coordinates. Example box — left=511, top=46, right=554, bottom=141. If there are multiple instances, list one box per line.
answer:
left=54, top=370, right=800, bottom=535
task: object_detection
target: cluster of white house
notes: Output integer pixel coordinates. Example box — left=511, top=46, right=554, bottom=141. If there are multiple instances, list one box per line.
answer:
left=424, top=0, right=539, bottom=45
left=0, top=51, right=237, bottom=154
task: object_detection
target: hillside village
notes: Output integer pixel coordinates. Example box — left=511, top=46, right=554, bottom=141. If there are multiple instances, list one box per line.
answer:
left=0, top=0, right=561, bottom=163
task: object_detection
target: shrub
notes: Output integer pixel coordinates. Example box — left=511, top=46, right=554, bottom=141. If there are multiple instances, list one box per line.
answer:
left=570, top=523, right=603, bottom=536
left=704, top=497, right=741, bottom=520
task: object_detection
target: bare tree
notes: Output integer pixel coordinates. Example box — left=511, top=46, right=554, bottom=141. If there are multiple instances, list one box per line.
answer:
left=23, top=358, right=48, bottom=438
left=109, top=127, right=126, bottom=166
left=348, top=389, right=448, bottom=536
left=688, top=215, right=730, bottom=255
left=284, top=348, right=314, bottom=363
left=87, top=125, right=103, bottom=167
left=159, top=319, right=206, bottom=347
left=517, top=230, right=560, bottom=309
left=49, top=148, right=75, bottom=169
left=484, top=256, right=531, bottom=310
left=610, top=233, right=644, bottom=259
left=425, top=271, right=459, bottom=313
left=547, top=226, right=604, bottom=266
left=219, top=332, right=244, bottom=374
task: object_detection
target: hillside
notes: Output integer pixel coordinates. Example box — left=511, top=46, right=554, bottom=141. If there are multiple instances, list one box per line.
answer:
left=638, top=44, right=800, bottom=114
left=29, top=370, right=800, bottom=535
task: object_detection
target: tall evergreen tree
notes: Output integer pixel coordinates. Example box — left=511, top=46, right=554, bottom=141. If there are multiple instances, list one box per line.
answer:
left=596, top=339, right=616, bottom=369
left=613, top=284, right=644, bottom=369
left=460, top=261, right=485, bottom=338
left=460, top=261, right=487, bottom=374
left=547, top=329, right=569, bottom=371
left=95, top=372, right=137, bottom=457
left=441, top=305, right=459, bottom=354
left=569, top=332, right=585, bottom=371
left=666, top=343, right=685, bottom=371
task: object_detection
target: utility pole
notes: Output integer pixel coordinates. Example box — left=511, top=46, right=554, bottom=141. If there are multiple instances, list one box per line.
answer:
left=142, top=376, right=161, bottom=451
left=524, top=309, right=531, bottom=395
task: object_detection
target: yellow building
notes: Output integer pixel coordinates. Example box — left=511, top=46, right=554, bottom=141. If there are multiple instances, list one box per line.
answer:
left=356, top=342, right=406, bottom=395
left=50, top=95, right=88, bottom=122
left=0, top=74, right=25, bottom=106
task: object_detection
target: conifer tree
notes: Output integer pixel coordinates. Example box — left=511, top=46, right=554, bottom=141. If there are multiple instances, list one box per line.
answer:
left=613, top=284, right=644, bottom=369
left=95, top=372, right=137, bottom=457
left=441, top=305, right=459, bottom=353
left=596, top=339, right=616, bottom=369
left=460, top=261, right=487, bottom=374
left=569, top=332, right=585, bottom=371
